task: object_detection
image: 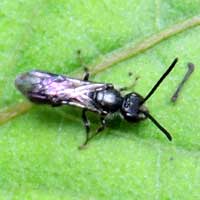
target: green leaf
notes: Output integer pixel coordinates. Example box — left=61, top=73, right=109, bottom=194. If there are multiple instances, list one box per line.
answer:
left=0, top=0, right=200, bottom=199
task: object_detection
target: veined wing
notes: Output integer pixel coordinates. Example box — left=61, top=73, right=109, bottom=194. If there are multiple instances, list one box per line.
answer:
left=15, top=70, right=111, bottom=112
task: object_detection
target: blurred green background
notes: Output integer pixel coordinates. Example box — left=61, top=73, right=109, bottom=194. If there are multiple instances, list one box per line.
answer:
left=0, top=0, right=200, bottom=199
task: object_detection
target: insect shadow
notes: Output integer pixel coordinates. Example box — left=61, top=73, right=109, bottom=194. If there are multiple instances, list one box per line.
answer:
left=15, top=58, right=178, bottom=148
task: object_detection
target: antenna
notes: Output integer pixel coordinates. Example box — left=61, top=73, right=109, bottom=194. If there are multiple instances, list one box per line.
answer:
left=141, top=58, right=178, bottom=104
left=142, top=111, right=172, bottom=141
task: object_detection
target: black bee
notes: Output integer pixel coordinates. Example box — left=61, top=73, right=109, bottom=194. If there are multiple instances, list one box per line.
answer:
left=15, top=58, right=178, bottom=146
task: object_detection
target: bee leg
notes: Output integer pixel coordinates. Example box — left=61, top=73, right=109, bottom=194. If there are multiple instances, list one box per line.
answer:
left=96, top=115, right=106, bottom=133
left=119, top=76, right=139, bottom=92
left=79, top=115, right=107, bottom=149
left=76, top=49, right=90, bottom=81
left=83, top=67, right=90, bottom=81
left=88, top=115, right=107, bottom=140
left=119, top=86, right=128, bottom=92
left=79, top=109, right=90, bottom=149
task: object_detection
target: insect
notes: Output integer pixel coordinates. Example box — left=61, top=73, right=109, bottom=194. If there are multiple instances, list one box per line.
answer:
left=15, top=58, right=178, bottom=147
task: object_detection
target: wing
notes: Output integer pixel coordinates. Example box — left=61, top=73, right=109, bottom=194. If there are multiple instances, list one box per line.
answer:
left=15, top=70, right=111, bottom=113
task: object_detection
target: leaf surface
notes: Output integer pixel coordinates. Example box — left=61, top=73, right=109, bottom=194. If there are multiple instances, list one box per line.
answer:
left=0, top=1, right=200, bottom=199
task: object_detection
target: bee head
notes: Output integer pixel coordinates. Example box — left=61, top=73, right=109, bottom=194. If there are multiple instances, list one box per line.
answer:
left=120, top=92, right=148, bottom=122
left=120, top=58, right=178, bottom=141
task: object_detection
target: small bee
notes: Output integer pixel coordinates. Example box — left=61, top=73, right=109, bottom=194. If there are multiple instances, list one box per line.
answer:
left=15, top=58, right=178, bottom=146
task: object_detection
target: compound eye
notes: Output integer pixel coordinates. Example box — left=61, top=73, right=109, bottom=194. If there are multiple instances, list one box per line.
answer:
left=123, top=98, right=130, bottom=109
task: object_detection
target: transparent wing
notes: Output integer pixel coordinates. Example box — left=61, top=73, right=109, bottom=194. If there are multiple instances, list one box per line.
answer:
left=15, top=70, right=110, bottom=112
